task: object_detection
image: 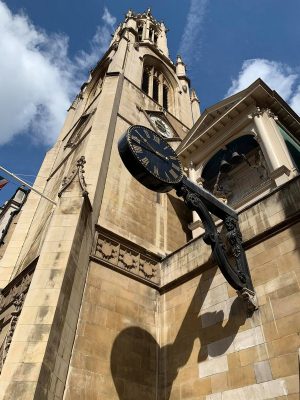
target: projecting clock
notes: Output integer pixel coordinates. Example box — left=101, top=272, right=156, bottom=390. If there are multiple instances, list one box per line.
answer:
left=118, top=125, right=183, bottom=193
left=149, top=115, right=173, bottom=138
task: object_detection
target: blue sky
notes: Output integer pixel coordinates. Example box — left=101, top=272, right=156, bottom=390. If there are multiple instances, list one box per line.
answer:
left=1, top=0, right=300, bottom=204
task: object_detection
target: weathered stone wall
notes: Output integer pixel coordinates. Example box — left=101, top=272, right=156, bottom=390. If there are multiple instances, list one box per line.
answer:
left=64, top=261, right=159, bottom=400
left=159, top=177, right=300, bottom=399
left=99, top=79, right=192, bottom=255
left=160, top=222, right=300, bottom=399
left=64, top=177, right=300, bottom=400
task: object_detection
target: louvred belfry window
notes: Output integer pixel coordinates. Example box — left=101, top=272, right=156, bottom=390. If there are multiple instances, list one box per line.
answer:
left=142, top=68, right=150, bottom=95
left=163, top=84, right=169, bottom=111
left=137, top=24, right=143, bottom=41
left=141, top=64, right=171, bottom=112
left=153, top=77, right=159, bottom=102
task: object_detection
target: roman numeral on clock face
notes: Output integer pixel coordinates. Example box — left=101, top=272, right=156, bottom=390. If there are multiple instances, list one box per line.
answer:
left=169, top=155, right=177, bottom=160
left=132, top=136, right=140, bottom=143
left=153, top=135, right=161, bottom=144
left=153, top=165, right=159, bottom=175
left=133, top=144, right=142, bottom=153
left=143, top=129, right=150, bottom=138
left=141, top=157, right=149, bottom=166
left=169, top=169, right=178, bottom=179
left=172, top=163, right=181, bottom=172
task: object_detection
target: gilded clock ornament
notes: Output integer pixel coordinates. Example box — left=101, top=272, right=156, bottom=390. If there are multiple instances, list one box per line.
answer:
left=118, top=125, right=183, bottom=192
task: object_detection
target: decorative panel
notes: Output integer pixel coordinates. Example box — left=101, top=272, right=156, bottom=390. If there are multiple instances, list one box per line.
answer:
left=0, top=260, right=36, bottom=373
left=92, top=226, right=161, bottom=286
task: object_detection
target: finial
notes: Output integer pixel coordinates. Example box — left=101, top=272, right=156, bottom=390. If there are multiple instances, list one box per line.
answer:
left=146, top=8, right=151, bottom=16
left=191, top=89, right=200, bottom=102
left=176, top=55, right=184, bottom=65
left=126, top=9, right=133, bottom=18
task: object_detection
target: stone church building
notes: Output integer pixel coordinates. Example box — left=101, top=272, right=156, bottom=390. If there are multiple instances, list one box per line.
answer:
left=0, top=8, right=299, bottom=400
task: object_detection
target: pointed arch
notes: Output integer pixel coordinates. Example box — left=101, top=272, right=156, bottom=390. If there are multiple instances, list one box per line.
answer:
left=141, top=55, right=177, bottom=113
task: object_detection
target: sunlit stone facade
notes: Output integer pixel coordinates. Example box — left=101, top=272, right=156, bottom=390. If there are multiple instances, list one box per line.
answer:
left=0, top=9, right=299, bottom=400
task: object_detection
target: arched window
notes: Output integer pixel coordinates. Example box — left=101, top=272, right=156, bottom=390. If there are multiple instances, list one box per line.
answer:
left=141, top=61, right=173, bottom=112
left=137, top=24, right=143, bottom=42
left=137, top=21, right=158, bottom=44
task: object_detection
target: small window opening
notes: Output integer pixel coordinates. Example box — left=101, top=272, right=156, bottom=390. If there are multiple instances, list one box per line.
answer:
left=163, top=85, right=169, bottom=110
left=142, top=70, right=150, bottom=94
left=149, top=28, right=154, bottom=42
left=153, top=77, right=159, bottom=102
left=137, top=25, right=143, bottom=41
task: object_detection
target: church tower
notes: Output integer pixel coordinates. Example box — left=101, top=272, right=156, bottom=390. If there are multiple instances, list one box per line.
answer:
left=0, top=9, right=199, bottom=399
left=0, top=8, right=300, bottom=400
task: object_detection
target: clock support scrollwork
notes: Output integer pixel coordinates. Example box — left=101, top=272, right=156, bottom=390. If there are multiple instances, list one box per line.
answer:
left=176, top=176, right=257, bottom=314
left=118, top=125, right=257, bottom=314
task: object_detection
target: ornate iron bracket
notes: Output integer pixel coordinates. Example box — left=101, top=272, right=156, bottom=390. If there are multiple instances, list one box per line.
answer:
left=176, top=176, right=257, bottom=313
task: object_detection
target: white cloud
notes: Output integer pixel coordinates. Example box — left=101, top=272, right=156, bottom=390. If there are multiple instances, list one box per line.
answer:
left=226, top=58, right=300, bottom=114
left=290, top=86, right=300, bottom=113
left=178, top=0, right=209, bottom=65
left=75, top=7, right=116, bottom=70
left=0, top=2, right=115, bottom=146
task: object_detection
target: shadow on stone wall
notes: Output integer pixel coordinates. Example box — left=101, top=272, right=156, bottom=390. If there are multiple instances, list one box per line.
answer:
left=111, top=267, right=248, bottom=399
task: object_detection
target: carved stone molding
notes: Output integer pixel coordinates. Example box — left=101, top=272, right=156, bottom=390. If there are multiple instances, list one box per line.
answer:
left=0, top=261, right=35, bottom=373
left=92, top=227, right=161, bottom=286
left=58, top=156, right=89, bottom=199
left=249, top=107, right=278, bottom=120
left=111, top=41, right=119, bottom=51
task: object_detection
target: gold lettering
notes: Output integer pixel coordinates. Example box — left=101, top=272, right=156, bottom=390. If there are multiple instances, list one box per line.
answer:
left=141, top=157, right=149, bottom=166
left=153, top=135, right=161, bottom=144
left=143, top=129, right=150, bottom=138
left=133, top=144, right=142, bottom=153
left=132, top=136, right=140, bottom=144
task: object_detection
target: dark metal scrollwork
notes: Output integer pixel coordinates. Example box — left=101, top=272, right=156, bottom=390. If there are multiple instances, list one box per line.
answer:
left=176, top=177, right=257, bottom=313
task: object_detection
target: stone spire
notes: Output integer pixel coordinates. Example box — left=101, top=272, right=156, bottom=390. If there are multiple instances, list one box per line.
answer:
left=176, top=55, right=187, bottom=78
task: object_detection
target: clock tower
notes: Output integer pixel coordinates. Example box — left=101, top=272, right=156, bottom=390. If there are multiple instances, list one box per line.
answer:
left=1, top=7, right=300, bottom=400
left=0, top=8, right=199, bottom=399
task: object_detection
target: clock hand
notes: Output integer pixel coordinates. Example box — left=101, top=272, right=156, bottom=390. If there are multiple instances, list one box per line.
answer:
left=131, top=137, right=169, bottom=161
left=134, top=132, right=169, bottom=160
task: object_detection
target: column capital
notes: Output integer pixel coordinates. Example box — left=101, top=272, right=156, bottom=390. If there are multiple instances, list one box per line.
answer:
left=248, top=107, right=278, bottom=120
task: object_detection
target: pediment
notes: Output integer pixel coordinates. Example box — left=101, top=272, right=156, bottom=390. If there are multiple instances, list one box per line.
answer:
left=178, top=78, right=300, bottom=159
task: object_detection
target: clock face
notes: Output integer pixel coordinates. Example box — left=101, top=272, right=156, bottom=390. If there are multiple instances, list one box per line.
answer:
left=149, top=115, right=173, bottom=138
left=118, top=125, right=183, bottom=192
